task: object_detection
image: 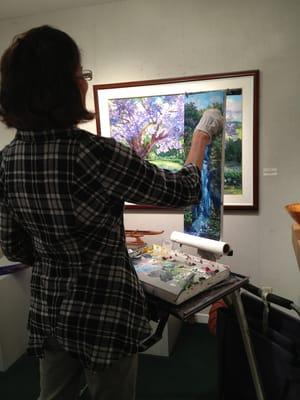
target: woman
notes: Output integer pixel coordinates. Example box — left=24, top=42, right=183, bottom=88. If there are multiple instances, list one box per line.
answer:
left=0, top=25, right=222, bottom=400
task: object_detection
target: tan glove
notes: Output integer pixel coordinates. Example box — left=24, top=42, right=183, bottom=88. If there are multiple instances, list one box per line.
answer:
left=194, top=108, right=224, bottom=142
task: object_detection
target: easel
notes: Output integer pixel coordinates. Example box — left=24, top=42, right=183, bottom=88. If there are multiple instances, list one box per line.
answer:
left=139, top=273, right=266, bottom=400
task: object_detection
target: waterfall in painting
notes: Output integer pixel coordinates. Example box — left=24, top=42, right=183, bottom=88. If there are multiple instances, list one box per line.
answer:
left=183, top=91, right=225, bottom=241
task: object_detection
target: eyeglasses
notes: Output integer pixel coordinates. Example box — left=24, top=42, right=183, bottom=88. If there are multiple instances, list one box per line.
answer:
left=80, top=69, right=93, bottom=81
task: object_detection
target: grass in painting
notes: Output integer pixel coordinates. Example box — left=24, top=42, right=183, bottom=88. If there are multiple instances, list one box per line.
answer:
left=224, top=165, right=242, bottom=195
left=150, top=159, right=183, bottom=171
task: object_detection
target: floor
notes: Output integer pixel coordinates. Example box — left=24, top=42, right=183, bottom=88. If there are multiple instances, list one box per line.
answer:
left=0, top=323, right=219, bottom=400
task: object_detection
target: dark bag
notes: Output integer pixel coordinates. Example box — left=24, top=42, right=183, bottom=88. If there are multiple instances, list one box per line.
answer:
left=217, top=292, right=300, bottom=400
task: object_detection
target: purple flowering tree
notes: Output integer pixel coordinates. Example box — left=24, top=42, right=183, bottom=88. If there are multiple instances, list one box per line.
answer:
left=108, top=94, right=184, bottom=159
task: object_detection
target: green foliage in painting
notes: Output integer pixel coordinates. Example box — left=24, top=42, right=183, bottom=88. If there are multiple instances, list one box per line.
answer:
left=224, top=167, right=242, bottom=194
left=184, top=210, right=193, bottom=226
left=225, top=138, right=242, bottom=163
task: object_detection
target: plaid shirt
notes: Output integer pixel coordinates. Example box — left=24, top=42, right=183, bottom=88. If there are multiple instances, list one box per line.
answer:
left=0, top=128, right=201, bottom=370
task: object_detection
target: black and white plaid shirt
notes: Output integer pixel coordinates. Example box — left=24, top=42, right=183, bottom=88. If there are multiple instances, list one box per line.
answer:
left=0, top=128, right=201, bottom=371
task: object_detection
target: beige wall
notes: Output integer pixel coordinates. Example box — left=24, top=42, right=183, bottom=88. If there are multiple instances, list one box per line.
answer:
left=0, top=0, right=299, bottom=305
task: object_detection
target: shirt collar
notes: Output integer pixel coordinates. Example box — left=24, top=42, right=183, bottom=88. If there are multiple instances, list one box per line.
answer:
left=15, top=127, right=81, bottom=142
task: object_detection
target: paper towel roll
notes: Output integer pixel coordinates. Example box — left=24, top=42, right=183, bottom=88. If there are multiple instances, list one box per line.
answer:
left=170, top=231, right=230, bottom=257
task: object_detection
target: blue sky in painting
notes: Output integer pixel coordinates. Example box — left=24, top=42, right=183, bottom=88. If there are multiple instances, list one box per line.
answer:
left=226, top=94, right=242, bottom=122
left=185, top=90, right=224, bottom=110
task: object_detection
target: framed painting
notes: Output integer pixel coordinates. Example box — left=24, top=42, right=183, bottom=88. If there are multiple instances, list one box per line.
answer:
left=93, top=70, right=259, bottom=211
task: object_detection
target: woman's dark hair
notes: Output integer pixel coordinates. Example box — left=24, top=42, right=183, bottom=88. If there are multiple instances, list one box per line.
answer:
left=0, top=25, right=94, bottom=130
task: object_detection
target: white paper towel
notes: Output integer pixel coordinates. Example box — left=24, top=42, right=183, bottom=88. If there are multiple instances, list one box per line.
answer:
left=170, top=231, right=230, bottom=257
